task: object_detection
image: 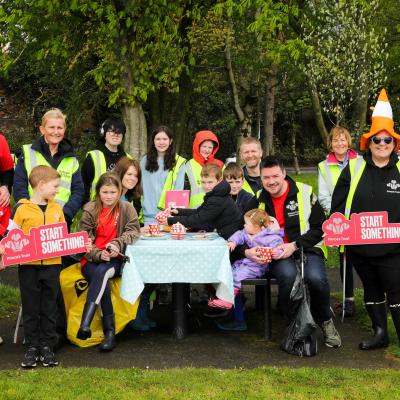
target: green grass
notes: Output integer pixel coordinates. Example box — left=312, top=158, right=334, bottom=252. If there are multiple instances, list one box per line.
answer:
left=0, top=283, right=20, bottom=319
left=0, top=367, right=399, bottom=399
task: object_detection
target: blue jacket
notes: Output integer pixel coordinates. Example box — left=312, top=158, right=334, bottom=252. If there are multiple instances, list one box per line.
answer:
left=13, top=136, right=84, bottom=223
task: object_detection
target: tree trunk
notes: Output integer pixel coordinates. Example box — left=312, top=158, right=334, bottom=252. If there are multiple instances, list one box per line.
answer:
left=224, top=28, right=252, bottom=137
left=122, top=102, right=147, bottom=159
left=263, top=63, right=278, bottom=155
left=308, top=81, right=329, bottom=145
left=291, top=128, right=300, bottom=174
left=351, top=86, right=368, bottom=138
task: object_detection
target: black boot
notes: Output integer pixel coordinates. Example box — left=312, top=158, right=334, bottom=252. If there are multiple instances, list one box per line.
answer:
left=359, top=303, right=389, bottom=350
left=76, top=302, right=97, bottom=340
left=389, top=305, right=400, bottom=344
left=98, top=314, right=116, bottom=352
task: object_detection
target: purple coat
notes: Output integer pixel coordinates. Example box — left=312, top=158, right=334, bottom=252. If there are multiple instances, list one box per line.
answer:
left=229, top=227, right=284, bottom=287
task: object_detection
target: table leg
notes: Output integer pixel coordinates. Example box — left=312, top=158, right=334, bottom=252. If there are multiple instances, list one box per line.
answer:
left=172, top=283, right=189, bottom=339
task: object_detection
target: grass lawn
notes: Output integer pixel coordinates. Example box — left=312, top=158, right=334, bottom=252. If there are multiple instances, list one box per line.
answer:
left=0, top=283, right=19, bottom=319
left=0, top=367, right=400, bottom=399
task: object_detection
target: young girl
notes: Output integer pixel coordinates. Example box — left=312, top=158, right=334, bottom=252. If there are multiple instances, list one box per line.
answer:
left=140, top=126, right=186, bottom=225
left=113, top=157, right=156, bottom=331
left=113, top=156, right=142, bottom=217
left=210, top=209, right=284, bottom=331
left=77, top=172, right=140, bottom=351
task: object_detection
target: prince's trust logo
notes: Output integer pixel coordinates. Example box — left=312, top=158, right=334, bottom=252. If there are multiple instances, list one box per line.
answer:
left=286, top=200, right=298, bottom=211
left=387, top=180, right=400, bottom=192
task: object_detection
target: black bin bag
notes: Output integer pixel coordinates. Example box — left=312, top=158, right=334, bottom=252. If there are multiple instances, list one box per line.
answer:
left=280, top=250, right=318, bottom=357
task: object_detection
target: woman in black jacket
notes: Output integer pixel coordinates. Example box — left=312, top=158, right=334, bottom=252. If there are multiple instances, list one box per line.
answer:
left=331, top=89, right=400, bottom=350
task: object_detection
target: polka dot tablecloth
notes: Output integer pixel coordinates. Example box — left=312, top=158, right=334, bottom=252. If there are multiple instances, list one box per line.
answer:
left=120, top=234, right=234, bottom=304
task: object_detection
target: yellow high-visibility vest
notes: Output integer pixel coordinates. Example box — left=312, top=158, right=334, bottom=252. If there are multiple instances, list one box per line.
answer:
left=157, top=155, right=186, bottom=209
left=23, top=144, right=79, bottom=208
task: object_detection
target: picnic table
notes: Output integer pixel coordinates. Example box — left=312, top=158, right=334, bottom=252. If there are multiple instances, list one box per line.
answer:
left=120, top=232, right=234, bottom=339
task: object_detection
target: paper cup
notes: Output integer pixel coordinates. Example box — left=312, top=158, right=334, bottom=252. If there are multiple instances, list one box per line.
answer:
left=257, top=246, right=272, bottom=263
left=148, top=224, right=161, bottom=236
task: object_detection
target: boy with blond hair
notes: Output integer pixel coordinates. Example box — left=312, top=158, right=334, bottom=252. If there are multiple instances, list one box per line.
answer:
left=9, top=165, right=65, bottom=368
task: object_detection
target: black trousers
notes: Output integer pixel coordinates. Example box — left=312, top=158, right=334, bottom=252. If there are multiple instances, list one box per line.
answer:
left=18, top=264, right=61, bottom=348
left=81, top=259, right=122, bottom=316
left=352, top=253, right=400, bottom=305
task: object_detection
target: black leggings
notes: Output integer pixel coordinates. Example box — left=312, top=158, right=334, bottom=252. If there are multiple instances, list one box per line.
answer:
left=339, top=252, right=354, bottom=298
left=352, top=253, right=400, bottom=306
left=82, top=259, right=122, bottom=316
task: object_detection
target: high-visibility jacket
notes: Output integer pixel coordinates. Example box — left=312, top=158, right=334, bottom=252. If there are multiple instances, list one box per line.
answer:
left=257, top=182, right=327, bottom=258
left=318, top=160, right=343, bottom=196
left=23, top=144, right=79, bottom=209
left=87, top=149, right=132, bottom=200
left=157, top=155, right=187, bottom=209
left=241, top=177, right=258, bottom=196
left=186, top=159, right=205, bottom=208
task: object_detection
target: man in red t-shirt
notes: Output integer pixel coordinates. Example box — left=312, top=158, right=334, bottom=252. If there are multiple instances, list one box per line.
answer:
left=243, top=156, right=341, bottom=349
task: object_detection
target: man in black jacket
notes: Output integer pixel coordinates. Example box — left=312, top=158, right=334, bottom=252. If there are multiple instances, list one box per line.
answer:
left=243, top=156, right=341, bottom=348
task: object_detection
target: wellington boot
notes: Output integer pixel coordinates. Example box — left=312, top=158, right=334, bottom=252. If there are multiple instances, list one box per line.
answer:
left=98, top=314, right=116, bottom=352
left=76, top=302, right=97, bottom=340
left=359, top=303, right=389, bottom=350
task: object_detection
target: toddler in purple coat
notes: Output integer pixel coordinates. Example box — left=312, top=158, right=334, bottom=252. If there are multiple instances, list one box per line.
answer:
left=208, top=208, right=284, bottom=310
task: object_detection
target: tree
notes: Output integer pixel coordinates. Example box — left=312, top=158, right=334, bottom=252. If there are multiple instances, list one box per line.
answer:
left=0, top=1, right=189, bottom=158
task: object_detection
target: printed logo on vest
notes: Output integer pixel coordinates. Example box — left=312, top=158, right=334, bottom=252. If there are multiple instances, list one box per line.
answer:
left=59, top=170, right=72, bottom=179
left=387, top=179, right=400, bottom=193
left=286, top=200, right=298, bottom=211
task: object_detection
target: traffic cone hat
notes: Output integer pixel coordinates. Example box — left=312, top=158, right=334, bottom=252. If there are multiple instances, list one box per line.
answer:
left=360, top=88, right=400, bottom=150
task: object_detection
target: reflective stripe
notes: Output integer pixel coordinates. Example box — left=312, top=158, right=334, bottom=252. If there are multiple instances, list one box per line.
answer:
left=318, top=161, right=341, bottom=195
left=242, top=178, right=256, bottom=195
left=186, top=159, right=205, bottom=208
left=23, top=144, right=78, bottom=208
left=88, top=150, right=107, bottom=200
left=344, top=158, right=367, bottom=219
left=157, top=155, right=186, bottom=209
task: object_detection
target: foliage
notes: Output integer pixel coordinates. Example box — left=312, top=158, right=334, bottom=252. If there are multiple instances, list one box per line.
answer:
left=299, top=0, right=387, bottom=126
left=0, top=283, right=20, bottom=319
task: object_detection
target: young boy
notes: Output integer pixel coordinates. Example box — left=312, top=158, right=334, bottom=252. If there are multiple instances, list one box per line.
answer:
left=10, top=165, right=65, bottom=368
left=166, top=163, right=242, bottom=239
left=223, top=163, right=253, bottom=214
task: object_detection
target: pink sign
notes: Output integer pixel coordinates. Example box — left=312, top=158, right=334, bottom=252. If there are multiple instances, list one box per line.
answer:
left=165, top=190, right=190, bottom=208
left=0, top=222, right=88, bottom=267
left=323, top=211, right=400, bottom=246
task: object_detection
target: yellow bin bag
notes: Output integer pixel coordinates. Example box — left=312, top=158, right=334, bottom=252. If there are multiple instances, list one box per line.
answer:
left=60, top=263, right=139, bottom=347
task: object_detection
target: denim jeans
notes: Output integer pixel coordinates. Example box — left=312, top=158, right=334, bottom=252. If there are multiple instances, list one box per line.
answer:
left=269, top=252, right=332, bottom=323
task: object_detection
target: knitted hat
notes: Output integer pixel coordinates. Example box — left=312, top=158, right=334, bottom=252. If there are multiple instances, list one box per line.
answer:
left=360, top=89, right=400, bottom=150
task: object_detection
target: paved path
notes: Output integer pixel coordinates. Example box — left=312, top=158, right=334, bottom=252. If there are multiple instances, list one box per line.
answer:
left=0, top=268, right=399, bottom=370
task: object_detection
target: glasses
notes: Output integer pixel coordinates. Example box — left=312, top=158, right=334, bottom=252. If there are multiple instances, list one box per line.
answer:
left=107, top=130, right=123, bottom=136
left=371, top=136, right=393, bottom=145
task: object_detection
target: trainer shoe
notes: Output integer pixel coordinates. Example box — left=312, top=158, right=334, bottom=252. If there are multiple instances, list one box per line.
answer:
left=320, top=319, right=341, bottom=348
left=21, top=347, right=39, bottom=368
left=40, top=346, right=59, bottom=367
left=208, top=298, right=233, bottom=309
left=335, top=300, right=355, bottom=318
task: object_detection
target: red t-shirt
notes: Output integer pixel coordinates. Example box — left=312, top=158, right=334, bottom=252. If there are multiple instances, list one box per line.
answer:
left=81, top=207, right=119, bottom=267
left=0, top=135, right=14, bottom=173
left=0, top=204, right=11, bottom=237
left=270, top=181, right=290, bottom=243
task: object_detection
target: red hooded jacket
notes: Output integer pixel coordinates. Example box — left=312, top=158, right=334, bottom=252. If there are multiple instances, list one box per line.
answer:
left=192, top=131, right=224, bottom=168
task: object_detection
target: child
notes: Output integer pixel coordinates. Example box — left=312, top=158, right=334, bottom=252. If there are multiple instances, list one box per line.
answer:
left=9, top=165, right=65, bottom=367
left=77, top=172, right=140, bottom=351
left=164, top=163, right=242, bottom=240
left=210, top=209, right=284, bottom=331
left=223, top=163, right=253, bottom=214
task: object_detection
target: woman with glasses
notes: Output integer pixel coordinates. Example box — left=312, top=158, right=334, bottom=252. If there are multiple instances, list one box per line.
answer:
left=331, top=89, right=400, bottom=350
left=82, top=118, right=130, bottom=204
left=318, top=126, right=359, bottom=317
